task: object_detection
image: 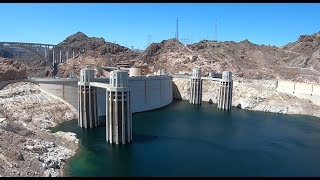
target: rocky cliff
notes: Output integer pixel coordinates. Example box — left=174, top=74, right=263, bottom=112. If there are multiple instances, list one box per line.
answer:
left=172, top=77, right=320, bottom=118
left=134, top=32, right=320, bottom=83
left=2, top=31, right=320, bottom=82
left=0, top=48, right=52, bottom=78
left=56, top=32, right=140, bottom=78
left=0, top=82, right=78, bottom=177
left=0, top=58, right=28, bottom=81
left=282, top=32, right=320, bottom=71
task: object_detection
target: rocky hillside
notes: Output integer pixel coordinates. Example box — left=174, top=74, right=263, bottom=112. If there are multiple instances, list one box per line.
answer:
left=134, top=39, right=198, bottom=73
left=0, top=82, right=78, bottom=177
left=282, top=32, right=320, bottom=71
left=2, top=31, right=319, bottom=82
left=57, top=32, right=140, bottom=62
left=172, top=77, right=320, bottom=118
left=57, top=32, right=128, bottom=55
left=56, top=56, right=110, bottom=78
left=0, top=48, right=52, bottom=78
left=133, top=32, right=320, bottom=83
left=0, top=58, right=28, bottom=81
left=56, top=32, right=140, bottom=77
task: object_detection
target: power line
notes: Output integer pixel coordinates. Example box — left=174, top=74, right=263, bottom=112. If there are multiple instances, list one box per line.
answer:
left=214, top=19, right=218, bottom=41
left=146, top=34, right=152, bottom=48
left=176, top=17, right=179, bottom=41
left=148, top=34, right=152, bottom=45
left=180, top=38, right=189, bottom=45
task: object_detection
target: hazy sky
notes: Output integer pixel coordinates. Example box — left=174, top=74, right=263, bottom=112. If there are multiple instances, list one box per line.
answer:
left=1, top=3, right=320, bottom=49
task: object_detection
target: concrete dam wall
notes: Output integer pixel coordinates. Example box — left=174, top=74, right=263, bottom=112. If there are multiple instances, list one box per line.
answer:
left=30, top=76, right=173, bottom=115
left=129, top=76, right=173, bottom=113
left=30, top=78, right=79, bottom=112
left=276, top=80, right=320, bottom=106
left=96, top=76, right=173, bottom=114
left=172, top=77, right=221, bottom=103
left=172, top=77, right=320, bottom=107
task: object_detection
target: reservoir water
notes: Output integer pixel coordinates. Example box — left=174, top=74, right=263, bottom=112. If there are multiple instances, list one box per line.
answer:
left=51, top=100, right=320, bottom=176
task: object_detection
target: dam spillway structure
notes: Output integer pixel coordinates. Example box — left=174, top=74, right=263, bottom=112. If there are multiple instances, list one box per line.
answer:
left=106, top=69, right=132, bottom=144
left=217, top=71, right=233, bottom=111
left=78, top=68, right=99, bottom=128
left=189, top=68, right=203, bottom=105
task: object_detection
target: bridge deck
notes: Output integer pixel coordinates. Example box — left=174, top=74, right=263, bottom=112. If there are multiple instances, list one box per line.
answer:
left=1, top=41, right=83, bottom=49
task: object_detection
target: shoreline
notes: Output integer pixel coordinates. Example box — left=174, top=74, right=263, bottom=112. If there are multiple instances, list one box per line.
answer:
left=175, top=99, right=320, bottom=119
left=172, top=77, right=320, bottom=119
left=46, top=118, right=81, bottom=177
left=1, top=78, right=320, bottom=176
left=0, top=82, right=79, bottom=177
left=59, top=127, right=80, bottom=177
left=60, top=139, right=79, bottom=177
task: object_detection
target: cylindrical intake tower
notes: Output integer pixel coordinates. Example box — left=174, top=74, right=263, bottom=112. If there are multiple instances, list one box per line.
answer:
left=189, top=68, right=203, bottom=105
left=217, top=71, right=233, bottom=110
left=106, top=70, right=132, bottom=144
left=78, top=68, right=99, bottom=128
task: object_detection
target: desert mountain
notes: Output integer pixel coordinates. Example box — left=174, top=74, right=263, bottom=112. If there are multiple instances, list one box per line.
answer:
left=1, top=31, right=320, bottom=83
left=281, top=32, right=320, bottom=71
left=0, top=58, right=28, bottom=81
left=57, top=32, right=130, bottom=55
left=132, top=32, right=320, bottom=83
left=56, top=32, right=140, bottom=77
left=0, top=46, right=52, bottom=78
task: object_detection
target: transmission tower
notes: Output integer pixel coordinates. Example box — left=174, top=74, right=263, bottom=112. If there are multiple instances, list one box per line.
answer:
left=214, top=19, right=218, bottom=41
left=147, top=34, right=152, bottom=46
left=176, top=17, right=179, bottom=41
left=146, top=34, right=152, bottom=49
left=180, top=38, right=189, bottom=45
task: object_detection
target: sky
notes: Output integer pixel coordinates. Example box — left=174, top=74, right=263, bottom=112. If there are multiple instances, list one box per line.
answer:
left=0, top=3, right=320, bottom=50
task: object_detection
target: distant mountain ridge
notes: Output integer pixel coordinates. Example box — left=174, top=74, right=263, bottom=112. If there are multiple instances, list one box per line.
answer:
left=1, top=31, right=320, bottom=83
left=131, top=32, right=320, bottom=83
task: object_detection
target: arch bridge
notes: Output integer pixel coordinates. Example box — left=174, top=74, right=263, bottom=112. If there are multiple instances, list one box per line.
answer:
left=0, top=41, right=86, bottom=70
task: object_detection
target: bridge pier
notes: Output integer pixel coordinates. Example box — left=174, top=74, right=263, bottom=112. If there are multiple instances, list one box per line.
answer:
left=66, top=50, right=69, bottom=61
left=45, top=47, right=48, bottom=60
left=189, top=68, right=203, bottom=105
left=217, top=71, right=233, bottom=111
left=106, top=69, right=132, bottom=144
left=52, top=49, right=55, bottom=66
left=46, top=46, right=50, bottom=61
left=59, top=50, right=62, bottom=63
left=78, top=68, right=99, bottom=128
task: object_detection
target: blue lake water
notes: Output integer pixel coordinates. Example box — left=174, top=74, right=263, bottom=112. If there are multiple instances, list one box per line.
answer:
left=51, top=100, right=320, bottom=176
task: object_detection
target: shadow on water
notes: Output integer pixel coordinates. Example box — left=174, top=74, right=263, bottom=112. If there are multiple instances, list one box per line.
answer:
left=132, top=133, right=158, bottom=143
left=49, top=116, right=106, bottom=134
left=97, top=116, right=106, bottom=127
